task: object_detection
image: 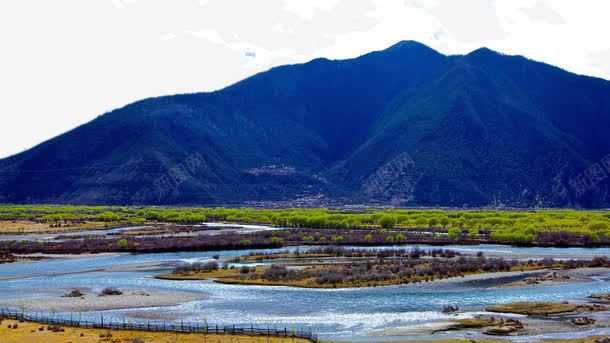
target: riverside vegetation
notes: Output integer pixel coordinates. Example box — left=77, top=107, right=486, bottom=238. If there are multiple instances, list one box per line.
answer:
left=1, top=206, right=610, bottom=247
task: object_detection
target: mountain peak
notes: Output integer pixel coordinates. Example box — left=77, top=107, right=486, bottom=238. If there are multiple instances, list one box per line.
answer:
left=466, top=46, right=501, bottom=57
left=383, top=40, right=441, bottom=55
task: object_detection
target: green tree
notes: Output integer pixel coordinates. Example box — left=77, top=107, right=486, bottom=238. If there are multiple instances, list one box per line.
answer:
left=447, top=228, right=462, bottom=240
left=96, top=211, right=121, bottom=222
left=117, top=238, right=128, bottom=249
left=588, top=221, right=609, bottom=231
left=378, top=215, right=397, bottom=229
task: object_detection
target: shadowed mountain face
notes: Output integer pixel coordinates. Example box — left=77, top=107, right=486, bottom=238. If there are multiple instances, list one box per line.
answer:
left=1, top=41, right=609, bottom=207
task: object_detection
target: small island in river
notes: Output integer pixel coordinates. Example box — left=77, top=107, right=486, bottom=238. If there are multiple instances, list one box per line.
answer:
left=156, top=246, right=610, bottom=288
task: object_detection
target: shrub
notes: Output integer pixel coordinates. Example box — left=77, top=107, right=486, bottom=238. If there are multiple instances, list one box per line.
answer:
left=378, top=215, right=397, bottom=229
left=63, top=289, right=84, bottom=297
left=331, top=236, right=344, bottom=243
left=447, top=228, right=462, bottom=239
left=96, top=211, right=121, bottom=222
left=117, top=239, right=128, bottom=249
left=468, top=228, right=479, bottom=238
left=173, top=261, right=218, bottom=274
left=98, top=287, right=123, bottom=296
left=586, top=231, right=600, bottom=242
left=588, top=221, right=609, bottom=231
left=269, top=236, right=283, bottom=244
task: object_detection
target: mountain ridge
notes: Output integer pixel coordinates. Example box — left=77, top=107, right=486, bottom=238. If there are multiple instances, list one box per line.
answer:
left=1, top=41, right=609, bottom=207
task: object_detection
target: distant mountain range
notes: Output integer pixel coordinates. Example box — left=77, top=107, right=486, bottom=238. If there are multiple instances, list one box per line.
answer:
left=1, top=41, right=610, bottom=207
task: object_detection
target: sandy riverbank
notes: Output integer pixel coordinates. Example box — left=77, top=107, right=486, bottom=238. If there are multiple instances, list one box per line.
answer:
left=2, top=288, right=206, bottom=312
left=416, top=267, right=610, bottom=289
left=374, top=309, right=610, bottom=340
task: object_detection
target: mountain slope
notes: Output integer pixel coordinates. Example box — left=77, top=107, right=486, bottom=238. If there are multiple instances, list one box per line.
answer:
left=1, top=41, right=609, bottom=207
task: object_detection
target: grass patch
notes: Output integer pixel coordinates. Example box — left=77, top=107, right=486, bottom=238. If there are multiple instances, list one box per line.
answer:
left=0, top=319, right=310, bottom=343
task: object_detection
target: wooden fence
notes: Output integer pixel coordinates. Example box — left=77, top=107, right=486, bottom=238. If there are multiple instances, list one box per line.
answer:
left=0, top=308, right=318, bottom=342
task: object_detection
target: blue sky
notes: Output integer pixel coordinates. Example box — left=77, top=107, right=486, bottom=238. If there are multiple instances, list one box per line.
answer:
left=1, top=0, right=609, bottom=158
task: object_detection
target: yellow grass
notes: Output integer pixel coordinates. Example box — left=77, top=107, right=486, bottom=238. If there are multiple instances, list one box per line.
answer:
left=0, top=220, right=109, bottom=234
left=0, top=319, right=311, bottom=343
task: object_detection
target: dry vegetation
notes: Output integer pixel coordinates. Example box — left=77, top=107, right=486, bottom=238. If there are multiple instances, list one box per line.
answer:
left=155, top=249, right=607, bottom=288
left=0, top=319, right=311, bottom=343
left=589, top=293, right=610, bottom=301
left=0, top=220, right=111, bottom=234
left=486, top=302, right=607, bottom=315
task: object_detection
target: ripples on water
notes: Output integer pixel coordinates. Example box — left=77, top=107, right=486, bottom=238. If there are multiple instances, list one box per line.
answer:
left=0, top=238, right=609, bottom=340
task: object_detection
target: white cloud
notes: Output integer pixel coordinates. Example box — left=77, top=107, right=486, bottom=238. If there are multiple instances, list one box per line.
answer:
left=185, top=29, right=225, bottom=45
left=521, top=1, right=564, bottom=25
left=159, top=33, right=177, bottom=41
left=0, top=0, right=609, bottom=158
left=282, top=0, right=341, bottom=20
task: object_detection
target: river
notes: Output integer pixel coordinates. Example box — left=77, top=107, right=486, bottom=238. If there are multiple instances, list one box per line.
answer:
left=1, top=241, right=609, bottom=341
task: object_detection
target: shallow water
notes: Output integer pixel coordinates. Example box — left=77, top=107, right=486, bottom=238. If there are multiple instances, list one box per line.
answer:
left=0, top=244, right=609, bottom=341
left=0, top=225, right=147, bottom=241
left=0, top=222, right=285, bottom=241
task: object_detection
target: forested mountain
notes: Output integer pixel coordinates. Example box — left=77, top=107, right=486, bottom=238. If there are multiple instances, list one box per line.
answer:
left=1, top=41, right=609, bottom=207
